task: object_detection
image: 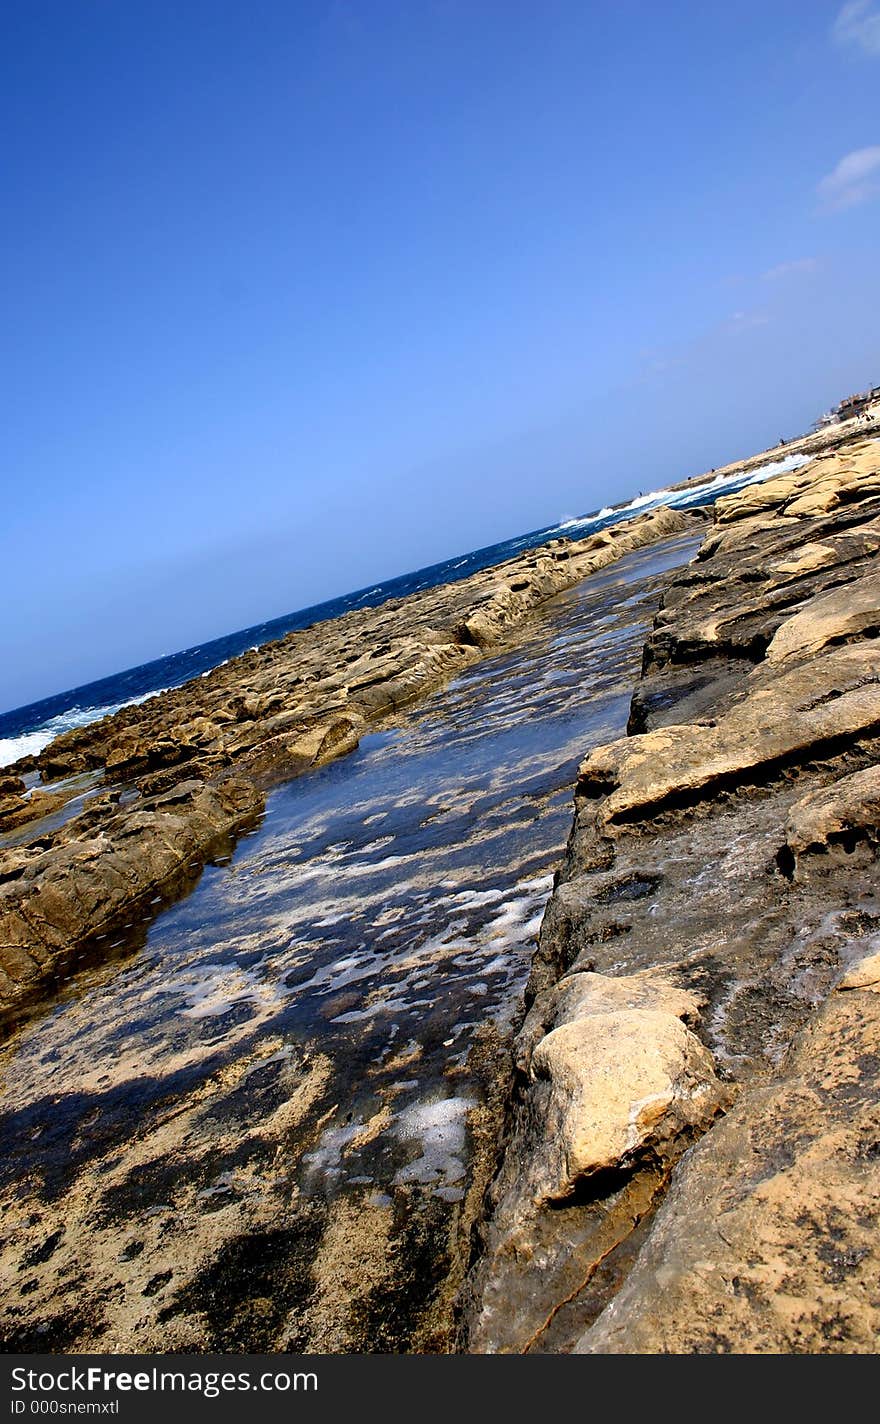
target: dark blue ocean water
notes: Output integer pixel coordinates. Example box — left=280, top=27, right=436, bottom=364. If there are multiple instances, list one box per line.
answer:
left=0, top=452, right=809, bottom=766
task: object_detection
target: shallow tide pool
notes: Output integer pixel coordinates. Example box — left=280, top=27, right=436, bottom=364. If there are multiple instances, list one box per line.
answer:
left=0, top=532, right=701, bottom=1353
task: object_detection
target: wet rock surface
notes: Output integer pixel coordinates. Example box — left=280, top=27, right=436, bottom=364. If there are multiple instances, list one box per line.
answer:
left=0, top=533, right=701, bottom=1352
left=578, top=966, right=880, bottom=1353
left=462, top=434, right=880, bottom=1354
left=0, top=505, right=698, bottom=1023
left=0, top=779, right=263, bottom=1031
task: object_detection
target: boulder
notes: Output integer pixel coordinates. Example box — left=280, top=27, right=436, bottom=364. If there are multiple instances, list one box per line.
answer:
left=529, top=1004, right=726, bottom=1201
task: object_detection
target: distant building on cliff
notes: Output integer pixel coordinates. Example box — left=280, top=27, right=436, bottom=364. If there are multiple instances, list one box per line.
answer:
left=815, top=385, right=880, bottom=429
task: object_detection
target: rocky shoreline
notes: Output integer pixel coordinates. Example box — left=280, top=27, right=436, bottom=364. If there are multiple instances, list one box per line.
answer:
left=0, top=503, right=698, bottom=1029
left=0, top=520, right=706, bottom=1355
left=460, top=430, right=880, bottom=1353
left=3, top=415, right=880, bottom=1356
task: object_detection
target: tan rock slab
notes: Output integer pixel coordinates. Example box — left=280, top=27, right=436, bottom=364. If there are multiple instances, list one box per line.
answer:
left=765, top=571, right=880, bottom=666
left=838, top=950, right=880, bottom=991
left=578, top=642, right=880, bottom=829
left=530, top=1006, right=726, bottom=1201
left=784, top=764, right=880, bottom=859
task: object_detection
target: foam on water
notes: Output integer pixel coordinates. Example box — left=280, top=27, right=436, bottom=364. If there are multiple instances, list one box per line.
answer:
left=392, top=1094, right=476, bottom=1188
left=0, top=688, right=167, bottom=769
left=1, top=452, right=812, bottom=766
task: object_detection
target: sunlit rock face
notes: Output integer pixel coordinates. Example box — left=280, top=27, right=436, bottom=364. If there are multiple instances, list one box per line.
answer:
left=463, top=438, right=880, bottom=1358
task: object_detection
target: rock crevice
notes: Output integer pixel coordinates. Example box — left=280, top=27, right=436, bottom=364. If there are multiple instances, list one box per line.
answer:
left=1, top=505, right=699, bottom=1024
left=462, top=435, right=880, bottom=1354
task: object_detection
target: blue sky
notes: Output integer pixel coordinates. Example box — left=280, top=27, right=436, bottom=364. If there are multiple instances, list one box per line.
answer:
left=2, top=0, right=879, bottom=712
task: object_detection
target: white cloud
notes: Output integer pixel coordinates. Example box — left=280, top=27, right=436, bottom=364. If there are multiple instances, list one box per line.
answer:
left=833, top=1, right=880, bottom=55
left=817, top=146, right=880, bottom=210
left=762, top=257, right=819, bottom=281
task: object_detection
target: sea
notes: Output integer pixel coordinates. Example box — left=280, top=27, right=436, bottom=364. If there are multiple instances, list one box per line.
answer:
left=0, top=452, right=809, bottom=769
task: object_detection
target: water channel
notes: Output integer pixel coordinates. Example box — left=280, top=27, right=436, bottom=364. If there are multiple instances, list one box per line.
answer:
left=0, top=532, right=701, bottom=1353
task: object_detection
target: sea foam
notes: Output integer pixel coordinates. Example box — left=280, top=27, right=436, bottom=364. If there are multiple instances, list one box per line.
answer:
left=2, top=451, right=812, bottom=768
left=0, top=688, right=166, bottom=769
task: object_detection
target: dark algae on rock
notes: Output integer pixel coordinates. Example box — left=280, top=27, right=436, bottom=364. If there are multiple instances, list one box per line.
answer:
left=461, top=433, right=880, bottom=1353
left=0, top=519, right=703, bottom=1353
left=5, top=421, right=880, bottom=1355
left=0, top=504, right=695, bottom=1028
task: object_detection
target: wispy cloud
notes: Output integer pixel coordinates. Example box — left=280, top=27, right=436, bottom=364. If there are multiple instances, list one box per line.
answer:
left=833, top=1, right=880, bottom=55
left=817, top=146, right=880, bottom=210
left=761, top=257, right=819, bottom=281
left=726, top=309, right=770, bottom=334
left=636, top=346, right=685, bottom=380
left=643, top=355, right=684, bottom=377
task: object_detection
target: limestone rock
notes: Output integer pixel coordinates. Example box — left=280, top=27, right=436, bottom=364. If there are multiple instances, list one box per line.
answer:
left=463, top=428, right=880, bottom=1354
left=768, top=541, right=839, bottom=578
left=0, top=787, right=70, bottom=832
left=0, top=777, right=263, bottom=1021
left=578, top=642, right=880, bottom=830
left=838, top=949, right=880, bottom=990
left=283, top=714, right=363, bottom=771
left=519, top=970, right=724, bottom=1206
left=783, top=764, right=880, bottom=866
left=460, top=969, right=726, bottom=1351
left=765, top=570, right=880, bottom=666
left=529, top=1004, right=726, bottom=1201
left=576, top=974, right=880, bottom=1354
left=639, top=443, right=880, bottom=684
left=517, top=965, right=702, bottom=1071
left=0, top=794, right=24, bottom=825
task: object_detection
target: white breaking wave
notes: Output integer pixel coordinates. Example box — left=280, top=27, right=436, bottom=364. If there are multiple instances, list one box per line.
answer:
left=545, top=451, right=812, bottom=539
left=669, top=451, right=812, bottom=501
left=0, top=688, right=167, bottom=770
left=549, top=516, right=590, bottom=532
left=3, top=452, right=814, bottom=772
left=200, top=658, right=230, bottom=678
